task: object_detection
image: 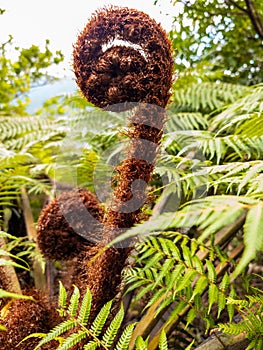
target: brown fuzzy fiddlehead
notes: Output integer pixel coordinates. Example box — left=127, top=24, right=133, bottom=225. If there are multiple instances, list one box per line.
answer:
left=37, top=188, right=103, bottom=260
left=73, top=6, right=173, bottom=109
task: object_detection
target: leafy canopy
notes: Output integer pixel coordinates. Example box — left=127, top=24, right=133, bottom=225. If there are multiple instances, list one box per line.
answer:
left=0, top=14, right=63, bottom=116
left=161, top=0, right=263, bottom=85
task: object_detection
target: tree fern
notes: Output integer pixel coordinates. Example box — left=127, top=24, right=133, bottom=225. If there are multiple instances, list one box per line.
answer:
left=29, top=285, right=137, bottom=350
left=125, top=231, right=237, bottom=324
left=218, top=293, right=263, bottom=350
left=114, top=323, right=136, bottom=350
left=0, top=77, right=263, bottom=349
left=170, top=82, right=249, bottom=113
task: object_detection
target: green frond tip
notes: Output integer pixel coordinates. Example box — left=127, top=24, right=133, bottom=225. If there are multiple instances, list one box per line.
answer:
left=158, top=330, right=168, bottom=350
left=58, top=281, right=67, bottom=314
left=102, top=304, right=125, bottom=347
left=68, top=285, right=80, bottom=317
left=77, top=288, right=92, bottom=326
left=135, top=336, right=148, bottom=350
left=89, top=300, right=113, bottom=337
left=114, top=323, right=136, bottom=350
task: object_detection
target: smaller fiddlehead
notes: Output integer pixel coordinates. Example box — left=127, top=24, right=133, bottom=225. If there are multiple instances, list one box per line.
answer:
left=37, top=188, right=103, bottom=260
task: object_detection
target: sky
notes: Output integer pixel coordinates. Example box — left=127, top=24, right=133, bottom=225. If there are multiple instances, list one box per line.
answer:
left=0, top=0, right=177, bottom=77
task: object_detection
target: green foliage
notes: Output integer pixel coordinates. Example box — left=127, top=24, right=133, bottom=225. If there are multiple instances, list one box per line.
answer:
left=0, top=21, right=262, bottom=348
left=0, top=35, right=63, bottom=115
left=170, top=82, right=249, bottom=114
left=1, top=80, right=263, bottom=348
left=28, top=284, right=148, bottom=350
left=218, top=291, right=263, bottom=350
left=125, top=232, right=233, bottom=325
left=163, top=0, right=263, bottom=84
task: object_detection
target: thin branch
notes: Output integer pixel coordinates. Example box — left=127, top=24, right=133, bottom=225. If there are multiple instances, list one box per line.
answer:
left=244, top=0, right=263, bottom=39
left=227, top=0, right=248, bottom=14
left=194, top=332, right=249, bottom=350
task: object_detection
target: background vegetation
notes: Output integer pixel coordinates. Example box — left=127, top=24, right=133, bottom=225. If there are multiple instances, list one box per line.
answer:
left=0, top=1, right=263, bottom=349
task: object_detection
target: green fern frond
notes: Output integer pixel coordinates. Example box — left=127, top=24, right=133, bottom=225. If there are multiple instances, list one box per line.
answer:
left=34, top=319, right=77, bottom=350
left=114, top=323, right=136, bottom=350
left=34, top=286, right=129, bottom=350
left=171, top=82, right=248, bottom=113
left=112, top=195, right=248, bottom=246
left=186, top=308, right=198, bottom=328
left=233, top=202, right=263, bottom=277
left=102, top=304, right=125, bottom=347
left=158, top=330, right=168, bottom=350
left=58, top=281, right=67, bottom=315
left=212, top=85, right=263, bottom=133
left=166, top=112, right=208, bottom=131
left=135, top=336, right=148, bottom=350
left=77, top=288, right=92, bottom=326
left=89, top=300, right=113, bottom=337
left=68, top=285, right=80, bottom=317
left=235, top=112, right=263, bottom=138
left=0, top=116, right=54, bottom=142
left=84, top=341, right=99, bottom=350
left=57, top=330, right=87, bottom=350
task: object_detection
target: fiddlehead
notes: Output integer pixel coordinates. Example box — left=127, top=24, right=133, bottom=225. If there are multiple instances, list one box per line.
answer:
left=37, top=188, right=103, bottom=260
left=73, top=6, right=173, bottom=109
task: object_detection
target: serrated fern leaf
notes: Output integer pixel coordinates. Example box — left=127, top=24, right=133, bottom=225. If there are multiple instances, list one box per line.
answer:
left=34, top=319, right=77, bottom=349
left=68, top=285, right=80, bottom=317
left=89, top=300, right=112, bottom=337
left=58, top=281, right=67, bottom=316
left=114, top=323, right=136, bottom=350
left=102, top=304, right=124, bottom=347
left=57, top=330, right=87, bottom=350
left=135, top=336, right=148, bottom=350
left=158, top=330, right=168, bottom=350
left=84, top=341, right=99, bottom=350
left=186, top=309, right=198, bottom=328
left=77, top=288, right=92, bottom=326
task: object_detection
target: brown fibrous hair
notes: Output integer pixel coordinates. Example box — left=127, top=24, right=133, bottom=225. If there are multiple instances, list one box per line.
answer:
left=0, top=290, right=60, bottom=350
left=73, top=6, right=173, bottom=109
left=37, top=188, right=103, bottom=260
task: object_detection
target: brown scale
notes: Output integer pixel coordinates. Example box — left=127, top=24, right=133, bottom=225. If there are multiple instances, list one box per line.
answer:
left=37, top=188, right=104, bottom=260
left=0, top=290, right=60, bottom=350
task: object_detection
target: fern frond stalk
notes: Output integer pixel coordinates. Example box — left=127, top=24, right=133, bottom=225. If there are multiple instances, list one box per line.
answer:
left=73, top=6, right=173, bottom=322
